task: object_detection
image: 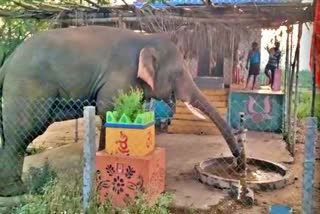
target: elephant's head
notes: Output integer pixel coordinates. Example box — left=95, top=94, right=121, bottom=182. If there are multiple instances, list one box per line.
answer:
left=137, top=34, right=240, bottom=158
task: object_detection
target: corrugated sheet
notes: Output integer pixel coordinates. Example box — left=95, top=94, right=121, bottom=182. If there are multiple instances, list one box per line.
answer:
left=133, top=0, right=301, bottom=8
left=214, top=0, right=299, bottom=4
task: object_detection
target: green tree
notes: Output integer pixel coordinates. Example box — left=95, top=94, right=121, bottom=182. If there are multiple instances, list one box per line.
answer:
left=298, top=69, right=312, bottom=89
left=0, top=0, right=111, bottom=63
left=0, top=1, right=51, bottom=62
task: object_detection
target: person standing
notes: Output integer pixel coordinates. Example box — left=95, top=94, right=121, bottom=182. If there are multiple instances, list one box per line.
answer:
left=245, top=42, right=261, bottom=90
left=264, top=41, right=281, bottom=88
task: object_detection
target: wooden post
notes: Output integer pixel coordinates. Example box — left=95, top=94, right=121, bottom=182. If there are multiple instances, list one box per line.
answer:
left=311, top=34, right=317, bottom=117
left=292, top=23, right=303, bottom=154
left=283, top=25, right=290, bottom=135
left=287, top=25, right=295, bottom=151
left=288, top=23, right=302, bottom=155
left=83, top=106, right=96, bottom=211
left=230, top=26, right=235, bottom=87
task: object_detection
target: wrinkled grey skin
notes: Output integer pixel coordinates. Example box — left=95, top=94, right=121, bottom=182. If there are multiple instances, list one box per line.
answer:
left=0, top=26, right=240, bottom=196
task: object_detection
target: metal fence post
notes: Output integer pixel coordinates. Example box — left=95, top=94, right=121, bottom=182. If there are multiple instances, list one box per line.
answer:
left=83, top=106, right=96, bottom=211
left=302, top=117, right=318, bottom=214
left=75, top=118, right=79, bottom=143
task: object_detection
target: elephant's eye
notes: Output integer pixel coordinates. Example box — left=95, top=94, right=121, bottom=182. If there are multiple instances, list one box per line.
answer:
left=152, top=56, right=159, bottom=71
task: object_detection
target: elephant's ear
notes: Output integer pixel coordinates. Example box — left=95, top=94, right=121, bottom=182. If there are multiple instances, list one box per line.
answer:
left=138, top=47, right=157, bottom=91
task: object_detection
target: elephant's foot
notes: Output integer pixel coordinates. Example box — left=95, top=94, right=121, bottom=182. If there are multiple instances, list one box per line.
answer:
left=0, top=177, right=27, bottom=197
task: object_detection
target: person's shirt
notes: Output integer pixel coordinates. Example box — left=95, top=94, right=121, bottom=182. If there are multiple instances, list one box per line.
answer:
left=267, top=48, right=281, bottom=67
left=247, top=49, right=260, bottom=66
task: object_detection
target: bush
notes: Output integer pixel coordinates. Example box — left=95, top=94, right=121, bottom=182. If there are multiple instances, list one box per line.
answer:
left=14, top=168, right=172, bottom=214
left=112, top=87, right=146, bottom=122
left=297, top=90, right=320, bottom=129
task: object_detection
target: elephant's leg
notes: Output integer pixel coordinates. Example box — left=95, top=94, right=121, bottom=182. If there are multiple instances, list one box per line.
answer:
left=98, top=118, right=106, bottom=151
left=96, top=91, right=115, bottom=151
left=0, top=98, right=54, bottom=196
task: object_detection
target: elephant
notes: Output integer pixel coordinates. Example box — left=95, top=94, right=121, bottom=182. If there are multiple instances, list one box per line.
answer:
left=0, top=26, right=240, bottom=196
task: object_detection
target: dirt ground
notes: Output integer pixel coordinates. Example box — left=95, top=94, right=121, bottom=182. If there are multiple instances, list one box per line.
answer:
left=24, top=118, right=320, bottom=213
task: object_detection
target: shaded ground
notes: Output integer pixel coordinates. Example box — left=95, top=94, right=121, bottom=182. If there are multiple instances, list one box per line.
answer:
left=24, top=119, right=319, bottom=213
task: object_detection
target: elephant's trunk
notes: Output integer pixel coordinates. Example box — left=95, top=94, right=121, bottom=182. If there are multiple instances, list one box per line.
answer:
left=189, top=88, right=240, bottom=157
left=175, top=72, right=240, bottom=158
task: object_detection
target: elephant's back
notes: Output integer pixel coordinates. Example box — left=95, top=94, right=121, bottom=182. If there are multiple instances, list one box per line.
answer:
left=4, top=26, right=139, bottom=72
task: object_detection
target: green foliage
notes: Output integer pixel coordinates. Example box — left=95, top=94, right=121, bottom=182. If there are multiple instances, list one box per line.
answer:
left=112, top=87, right=146, bottom=122
left=0, top=0, right=111, bottom=63
left=298, top=70, right=312, bottom=89
left=14, top=170, right=172, bottom=214
left=297, top=90, right=320, bottom=129
left=0, top=18, right=50, bottom=62
left=123, top=193, right=172, bottom=214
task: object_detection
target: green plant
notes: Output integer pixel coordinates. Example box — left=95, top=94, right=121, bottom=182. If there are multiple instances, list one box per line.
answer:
left=296, top=90, right=320, bottom=129
left=123, top=193, right=172, bottom=214
left=112, top=87, right=146, bottom=122
left=14, top=170, right=172, bottom=214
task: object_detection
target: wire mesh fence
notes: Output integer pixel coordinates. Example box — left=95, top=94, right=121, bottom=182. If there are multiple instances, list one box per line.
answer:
left=0, top=90, right=317, bottom=213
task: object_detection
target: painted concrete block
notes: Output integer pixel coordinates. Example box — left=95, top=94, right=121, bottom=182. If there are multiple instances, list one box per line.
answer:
left=95, top=148, right=166, bottom=207
left=105, top=123, right=155, bottom=157
left=228, top=91, right=284, bottom=132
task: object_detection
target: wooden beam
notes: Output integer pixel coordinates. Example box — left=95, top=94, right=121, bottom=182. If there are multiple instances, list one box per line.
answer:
left=84, top=0, right=101, bottom=9
left=13, top=1, right=40, bottom=10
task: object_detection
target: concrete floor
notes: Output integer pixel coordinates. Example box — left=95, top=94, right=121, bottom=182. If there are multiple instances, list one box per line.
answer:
left=24, top=126, right=292, bottom=210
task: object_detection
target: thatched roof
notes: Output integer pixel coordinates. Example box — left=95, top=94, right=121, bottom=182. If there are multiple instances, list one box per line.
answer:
left=0, top=1, right=314, bottom=29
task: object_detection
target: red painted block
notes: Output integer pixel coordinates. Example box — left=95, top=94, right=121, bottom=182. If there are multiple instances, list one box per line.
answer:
left=95, top=147, right=166, bottom=207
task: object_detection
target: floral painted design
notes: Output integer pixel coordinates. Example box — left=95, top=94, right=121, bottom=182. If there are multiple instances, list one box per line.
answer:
left=96, top=170, right=110, bottom=192
left=112, top=176, right=125, bottom=194
left=127, top=175, right=144, bottom=192
left=125, top=166, right=136, bottom=179
left=106, top=164, right=115, bottom=176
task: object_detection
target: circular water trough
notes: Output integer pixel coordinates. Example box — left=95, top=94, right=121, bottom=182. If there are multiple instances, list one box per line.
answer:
left=194, top=157, right=294, bottom=191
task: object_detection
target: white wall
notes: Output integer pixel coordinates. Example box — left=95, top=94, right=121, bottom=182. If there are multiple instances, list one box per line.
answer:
left=261, top=23, right=313, bottom=72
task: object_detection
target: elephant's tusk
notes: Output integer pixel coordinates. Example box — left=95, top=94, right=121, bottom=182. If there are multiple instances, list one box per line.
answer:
left=184, top=102, right=207, bottom=120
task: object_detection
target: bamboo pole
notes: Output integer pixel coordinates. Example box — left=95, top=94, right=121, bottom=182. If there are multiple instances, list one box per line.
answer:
left=13, top=1, right=40, bottom=10
left=230, top=25, right=235, bottom=88
left=285, top=25, right=293, bottom=147
left=283, top=25, right=290, bottom=137
left=287, top=25, right=294, bottom=148
left=292, top=23, right=303, bottom=156
left=288, top=24, right=302, bottom=156
left=311, top=0, right=318, bottom=117
left=311, top=35, right=317, bottom=117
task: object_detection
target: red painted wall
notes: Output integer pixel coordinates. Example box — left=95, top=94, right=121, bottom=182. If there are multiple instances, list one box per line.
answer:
left=310, top=2, right=320, bottom=88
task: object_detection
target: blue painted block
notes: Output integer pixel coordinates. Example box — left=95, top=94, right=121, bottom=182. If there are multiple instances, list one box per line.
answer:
left=228, top=91, right=284, bottom=132
left=145, top=99, right=174, bottom=125
left=269, top=205, right=292, bottom=214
